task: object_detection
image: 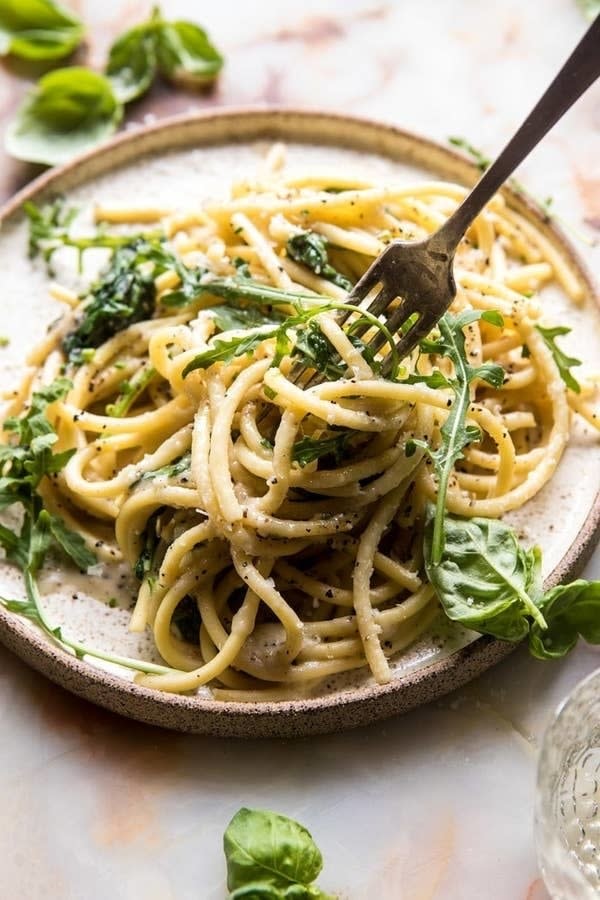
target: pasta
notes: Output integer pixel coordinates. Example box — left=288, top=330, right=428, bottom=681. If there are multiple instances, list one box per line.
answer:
left=4, top=146, right=599, bottom=702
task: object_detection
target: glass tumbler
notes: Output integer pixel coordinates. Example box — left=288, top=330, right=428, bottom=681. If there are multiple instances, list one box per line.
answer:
left=535, top=668, right=600, bottom=899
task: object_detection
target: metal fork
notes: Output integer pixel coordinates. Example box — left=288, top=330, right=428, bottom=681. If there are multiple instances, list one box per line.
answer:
left=332, top=16, right=600, bottom=374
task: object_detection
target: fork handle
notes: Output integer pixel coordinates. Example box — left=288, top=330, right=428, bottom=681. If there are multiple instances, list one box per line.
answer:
left=432, top=15, right=600, bottom=254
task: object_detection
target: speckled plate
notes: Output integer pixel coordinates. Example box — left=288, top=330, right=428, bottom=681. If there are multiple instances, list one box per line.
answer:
left=0, top=108, right=598, bottom=738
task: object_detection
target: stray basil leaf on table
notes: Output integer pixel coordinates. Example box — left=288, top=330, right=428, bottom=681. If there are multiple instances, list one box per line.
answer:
left=106, top=5, right=223, bottom=103
left=5, top=67, right=122, bottom=166
left=223, top=808, right=336, bottom=899
left=576, top=0, right=600, bottom=21
left=0, top=0, right=83, bottom=61
left=105, top=21, right=157, bottom=103
left=156, top=18, right=224, bottom=87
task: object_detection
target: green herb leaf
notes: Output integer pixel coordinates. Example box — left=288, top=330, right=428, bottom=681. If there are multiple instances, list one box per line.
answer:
left=230, top=884, right=332, bottom=899
left=292, top=432, right=352, bottom=467
left=0, top=378, right=182, bottom=677
left=224, top=809, right=330, bottom=895
left=286, top=232, right=353, bottom=292
left=5, top=68, right=122, bottom=167
left=576, top=0, right=600, bottom=21
left=171, top=594, right=201, bottom=643
left=47, top=513, right=96, bottom=570
left=106, top=22, right=157, bottom=103
left=134, top=509, right=161, bottom=583
left=207, top=304, right=284, bottom=333
left=424, top=507, right=547, bottom=637
left=414, top=311, right=504, bottom=564
left=448, top=136, right=491, bottom=173
left=291, top=320, right=346, bottom=380
left=529, top=580, right=600, bottom=659
left=535, top=324, right=581, bottom=393
left=63, top=240, right=156, bottom=364
left=24, top=198, right=162, bottom=269
left=156, top=18, right=223, bottom=88
left=105, top=365, right=157, bottom=417
left=425, top=508, right=600, bottom=661
left=0, top=0, right=83, bottom=61
left=139, top=451, right=191, bottom=482
left=183, top=325, right=280, bottom=375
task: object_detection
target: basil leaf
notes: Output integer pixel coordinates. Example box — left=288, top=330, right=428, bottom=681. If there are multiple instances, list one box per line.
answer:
left=5, top=68, right=122, bottom=166
left=530, top=580, right=600, bottom=659
left=230, top=885, right=331, bottom=899
left=106, top=23, right=157, bottom=103
left=577, top=0, right=600, bottom=21
left=156, top=19, right=223, bottom=87
left=229, top=883, right=284, bottom=899
left=424, top=507, right=547, bottom=639
left=535, top=324, right=581, bottom=393
left=0, top=0, right=83, bottom=61
left=224, top=808, right=325, bottom=892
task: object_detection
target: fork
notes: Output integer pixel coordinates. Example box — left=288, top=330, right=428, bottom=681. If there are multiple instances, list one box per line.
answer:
left=331, top=15, right=600, bottom=374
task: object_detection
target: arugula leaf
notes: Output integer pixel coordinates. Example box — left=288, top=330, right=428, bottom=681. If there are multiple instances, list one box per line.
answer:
left=46, top=512, right=96, bottom=570
left=24, top=198, right=162, bottom=270
left=224, top=809, right=334, bottom=899
left=0, top=0, right=83, bottom=61
left=535, top=324, right=582, bottom=393
left=134, top=509, right=162, bottom=583
left=410, top=310, right=504, bottom=564
left=207, top=304, right=284, bottom=333
left=0, top=378, right=94, bottom=581
left=105, top=365, right=157, bottom=417
left=286, top=232, right=353, bottom=292
left=529, top=580, right=600, bottom=659
left=576, top=0, right=600, bottom=21
left=0, top=378, right=180, bottom=676
left=183, top=325, right=280, bottom=374
left=424, top=507, right=547, bottom=637
left=139, top=451, right=191, bottom=482
left=25, top=197, right=77, bottom=261
left=106, top=21, right=157, bottom=103
left=62, top=240, right=156, bottom=364
left=291, top=320, right=346, bottom=380
left=292, top=432, right=352, bottom=467
left=156, top=16, right=223, bottom=88
left=5, top=68, right=122, bottom=167
left=448, top=137, right=491, bottom=173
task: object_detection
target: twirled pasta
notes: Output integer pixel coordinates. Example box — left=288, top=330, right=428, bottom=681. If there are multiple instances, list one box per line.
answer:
left=7, top=148, right=599, bottom=701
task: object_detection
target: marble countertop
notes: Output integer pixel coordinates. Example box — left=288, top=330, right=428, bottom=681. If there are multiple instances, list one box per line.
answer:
left=1, top=1, right=599, bottom=897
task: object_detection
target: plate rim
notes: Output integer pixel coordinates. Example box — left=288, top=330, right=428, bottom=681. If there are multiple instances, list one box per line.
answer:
left=0, top=105, right=598, bottom=738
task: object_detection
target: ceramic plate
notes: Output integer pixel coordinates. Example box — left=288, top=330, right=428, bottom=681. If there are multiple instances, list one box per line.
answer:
left=0, top=109, right=598, bottom=738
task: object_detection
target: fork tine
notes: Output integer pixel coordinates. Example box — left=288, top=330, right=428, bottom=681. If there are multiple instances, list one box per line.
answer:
left=380, top=310, right=440, bottom=376
left=335, top=254, right=392, bottom=324
left=360, top=291, right=424, bottom=357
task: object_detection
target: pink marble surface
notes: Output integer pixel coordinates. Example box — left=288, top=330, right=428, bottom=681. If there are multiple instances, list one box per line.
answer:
left=0, top=1, right=599, bottom=897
